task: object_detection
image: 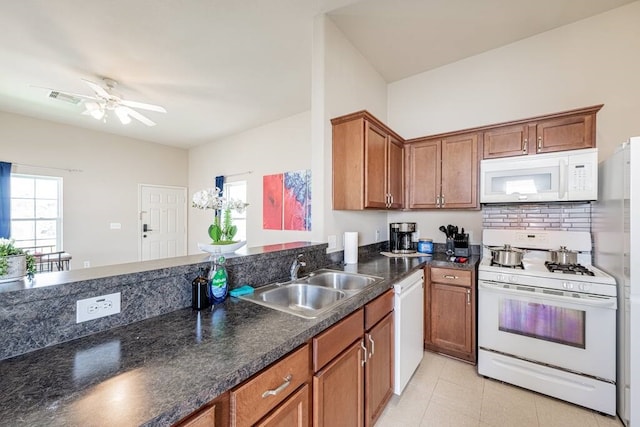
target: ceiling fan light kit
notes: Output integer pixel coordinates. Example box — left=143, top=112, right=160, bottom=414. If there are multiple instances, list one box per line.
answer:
left=35, top=77, right=166, bottom=126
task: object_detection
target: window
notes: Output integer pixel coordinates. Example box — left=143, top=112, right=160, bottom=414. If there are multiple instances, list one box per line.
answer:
left=224, top=181, right=247, bottom=241
left=10, top=174, right=63, bottom=251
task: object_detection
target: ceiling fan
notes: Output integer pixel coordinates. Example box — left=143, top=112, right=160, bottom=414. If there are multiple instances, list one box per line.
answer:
left=35, top=78, right=166, bottom=126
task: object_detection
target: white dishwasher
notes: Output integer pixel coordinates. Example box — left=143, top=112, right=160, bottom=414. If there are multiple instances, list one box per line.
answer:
left=393, top=269, right=425, bottom=395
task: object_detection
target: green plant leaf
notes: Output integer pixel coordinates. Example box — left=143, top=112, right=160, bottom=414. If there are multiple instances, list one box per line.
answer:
left=208, top=224, right=222, bottom=242
left=227, top=225, right=237, bottom=240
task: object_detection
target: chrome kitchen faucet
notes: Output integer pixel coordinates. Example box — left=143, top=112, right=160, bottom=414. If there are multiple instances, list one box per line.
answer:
left=290, top=254, right=306, bottom=280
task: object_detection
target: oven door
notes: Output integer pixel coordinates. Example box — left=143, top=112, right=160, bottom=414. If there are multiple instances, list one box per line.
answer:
left=478, top=280, right=616, bottom=381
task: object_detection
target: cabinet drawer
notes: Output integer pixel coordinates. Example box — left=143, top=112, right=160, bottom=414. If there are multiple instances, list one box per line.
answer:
left=313, top=309, right=364, bottom=372
left=231, top=344, right=311, bottom=427
left=365, top=290, right=394, bottom=330
left=430, top=267, right=471, bottom=287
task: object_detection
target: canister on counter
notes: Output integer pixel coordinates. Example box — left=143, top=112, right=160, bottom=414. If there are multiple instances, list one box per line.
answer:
left=417, top=238, right=433, bottom=254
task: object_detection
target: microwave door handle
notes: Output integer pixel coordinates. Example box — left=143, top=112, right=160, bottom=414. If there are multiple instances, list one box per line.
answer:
left=558, top=159, right=567, bottom=199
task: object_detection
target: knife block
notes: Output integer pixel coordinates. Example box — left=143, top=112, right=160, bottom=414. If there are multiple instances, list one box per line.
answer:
left=454, top=233, right=469, bottom=257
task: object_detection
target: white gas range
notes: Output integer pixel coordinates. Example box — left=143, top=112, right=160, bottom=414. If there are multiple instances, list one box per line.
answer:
left=478, top=229, right=617, bottom=416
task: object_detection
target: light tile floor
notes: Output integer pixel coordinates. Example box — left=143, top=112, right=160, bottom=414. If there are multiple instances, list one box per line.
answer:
left=376, top=351, right=623, bottom=427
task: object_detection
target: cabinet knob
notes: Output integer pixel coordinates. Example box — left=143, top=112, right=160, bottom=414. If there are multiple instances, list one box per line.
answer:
left=523, top=139, right=528, bottom=154
left=368, top=334, right=375, bottom=359
left=466, top=289, right=471, bottom=305
left=443, top=274, right=458, bottom=279
left=537, top=136, right=542, bottom=151
left=441, top=195, right=445, bottom=207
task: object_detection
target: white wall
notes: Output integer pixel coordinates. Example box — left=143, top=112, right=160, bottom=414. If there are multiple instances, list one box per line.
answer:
left=188, top=111, right=312, bottom=252
left=316, top=15, right=391, bottom=252
left=0, top=111, right=188, bottom=267
left=387, top=1, right=640, bottom=245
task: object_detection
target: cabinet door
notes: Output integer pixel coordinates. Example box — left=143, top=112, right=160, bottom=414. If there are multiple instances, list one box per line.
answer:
left=441, top=133, right=478, bottom=209
left=365, top=312, right=394, bottom=427
left=483, top=124, right=535, bottom=159
left=313, top=340, right=364, bottom=427
left=332, top=117, right=366, bottom=210
left=173, top=393, right=229, bottom=427
left=364, top=122, right=388, bottom=208
left=429, top=282, right=472, bottom=357
left=387, top=135, right=404, bottom=209
left=257, top=384, right=310, bottom=427
left=407, top=139, right=441, bottom=209
left=535, top=113, right=595, bottom=154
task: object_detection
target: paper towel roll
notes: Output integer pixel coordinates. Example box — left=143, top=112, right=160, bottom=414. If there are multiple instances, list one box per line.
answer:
left=344, top=232, right=358, bottom=264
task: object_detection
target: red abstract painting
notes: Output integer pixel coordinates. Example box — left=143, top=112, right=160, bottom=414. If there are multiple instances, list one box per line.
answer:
left=262, top=174, right=283, bottom=230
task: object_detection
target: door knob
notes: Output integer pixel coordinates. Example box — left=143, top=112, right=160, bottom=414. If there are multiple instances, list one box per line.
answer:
left=143, top=224, right=153, bottom=232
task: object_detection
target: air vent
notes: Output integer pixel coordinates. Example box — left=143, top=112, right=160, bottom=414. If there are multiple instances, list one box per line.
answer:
left=48, top=91, right=82, bottom=105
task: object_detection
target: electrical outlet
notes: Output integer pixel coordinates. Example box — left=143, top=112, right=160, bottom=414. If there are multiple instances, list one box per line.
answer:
left=328, top=235, right=337, bottom=249
left=375, top=229, right=380, bottom=241
left=83, top=261, right=91, bottom=268
left=76, top=292, right=121, bottom=323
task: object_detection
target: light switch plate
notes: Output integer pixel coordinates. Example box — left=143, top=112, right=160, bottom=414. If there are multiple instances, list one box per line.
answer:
left=76, top=292, right=121, bottom=323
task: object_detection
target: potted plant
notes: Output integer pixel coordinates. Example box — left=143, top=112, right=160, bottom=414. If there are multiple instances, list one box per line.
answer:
left=0, top=238, right=37, bottom=282
left=192, top=187, right=249, bottom=253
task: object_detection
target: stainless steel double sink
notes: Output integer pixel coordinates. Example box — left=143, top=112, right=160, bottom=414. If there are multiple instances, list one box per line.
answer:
left=238, top=269, right=384, bottom=319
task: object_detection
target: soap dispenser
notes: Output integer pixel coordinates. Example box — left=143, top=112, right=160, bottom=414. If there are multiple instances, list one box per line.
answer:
left=207, top=255, right=228, bottom=305
left=192, top=267, right=210, bottom=310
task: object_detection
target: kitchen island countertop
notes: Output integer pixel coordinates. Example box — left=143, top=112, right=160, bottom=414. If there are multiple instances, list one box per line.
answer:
left=0, top=252, right=478, bottom=426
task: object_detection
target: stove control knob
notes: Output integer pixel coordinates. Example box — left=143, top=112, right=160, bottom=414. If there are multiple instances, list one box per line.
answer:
left=563, top=282, right=574, bottom=290
left=579, top=283, right=590, bottom=292
left=509, top=275, right=518, bottom=283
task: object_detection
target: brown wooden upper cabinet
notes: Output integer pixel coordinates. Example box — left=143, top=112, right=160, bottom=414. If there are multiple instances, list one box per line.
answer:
left=406, top=132, right=479, bottom=209
left=482, top=104, right=602, bottom=159
left=332, top=111, right=404, bottom=210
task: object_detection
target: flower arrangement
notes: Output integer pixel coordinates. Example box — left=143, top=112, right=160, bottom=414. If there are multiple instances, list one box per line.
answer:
left=0, top=238, right=37, bottom=279
left=192, top=187, right=248, bottom=244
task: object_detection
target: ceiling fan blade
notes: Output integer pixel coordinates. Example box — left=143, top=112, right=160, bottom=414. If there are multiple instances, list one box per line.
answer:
left=119, top=106, right=156, bottom=126
left=120, top=99, right=166, bottom=113
left=82, top=102, right=105, bottom=120
left=82, top=79, right=110, bottom=98
left=114, top=106, right=132, bottom=125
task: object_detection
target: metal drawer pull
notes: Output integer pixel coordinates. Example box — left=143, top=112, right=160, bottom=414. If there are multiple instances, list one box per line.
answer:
left=466, top=289, right=471, bottom=305
left=443, top=275, right=459, bottom=279
left=361, top=340, right=368, bottom=366
left=261, top=374, right=292, bottom=398
left=368, top=334, right=375, bottom=359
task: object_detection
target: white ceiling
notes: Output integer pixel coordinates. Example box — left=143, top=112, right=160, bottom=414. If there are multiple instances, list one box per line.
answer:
left=0, top=0, right=634, bottom=149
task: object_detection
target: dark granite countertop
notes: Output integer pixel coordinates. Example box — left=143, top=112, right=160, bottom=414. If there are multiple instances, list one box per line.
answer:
left=0, top=252, right=478, bottom=427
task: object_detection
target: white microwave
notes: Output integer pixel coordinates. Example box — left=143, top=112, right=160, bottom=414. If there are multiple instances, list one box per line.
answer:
left=480, top=148, right=598, bottom=203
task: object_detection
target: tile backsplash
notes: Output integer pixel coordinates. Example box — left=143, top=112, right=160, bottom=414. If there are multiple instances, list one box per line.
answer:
left=482, top=202, right=592, bottom=232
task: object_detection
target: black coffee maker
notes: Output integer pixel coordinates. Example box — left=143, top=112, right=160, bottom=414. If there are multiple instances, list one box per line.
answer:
left=389, top=222, right=416, bottom=253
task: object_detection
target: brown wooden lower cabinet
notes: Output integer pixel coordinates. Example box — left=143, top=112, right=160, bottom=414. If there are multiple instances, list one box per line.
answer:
left=231, top=344, right=311, bottom=427
left=313, top=340, right=364, bottom=426
left=313, top=290, right=395, bottom=427
left=364, top=311, right=394, bottom=426
left=257, top=383, right=310, bottom=427
left=172, top=393, right=229, bottom=427
left=425, top=267, right=476, bottom=363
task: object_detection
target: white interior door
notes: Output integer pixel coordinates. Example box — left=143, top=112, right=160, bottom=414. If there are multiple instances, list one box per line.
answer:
left=139, top=185, right=187, bottom=261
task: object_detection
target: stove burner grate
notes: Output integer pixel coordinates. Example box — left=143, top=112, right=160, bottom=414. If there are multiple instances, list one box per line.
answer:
left=545, top=262, right=594, bottom=276
left=491, top=261, right=524, bottom=269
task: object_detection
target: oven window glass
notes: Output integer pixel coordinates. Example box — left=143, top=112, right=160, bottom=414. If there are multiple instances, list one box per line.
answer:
left=498, top=298, right=585, bottom=348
